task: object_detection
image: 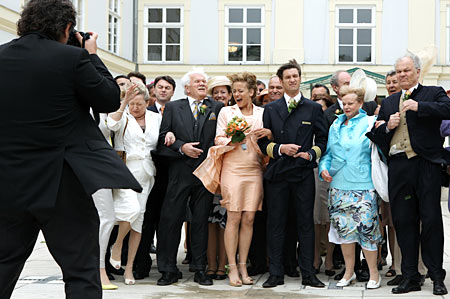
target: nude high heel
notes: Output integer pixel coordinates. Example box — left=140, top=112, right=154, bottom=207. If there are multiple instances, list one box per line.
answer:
left=239, top=263, right=254, bottom=285
left=227, top=264, right=242, bottom=287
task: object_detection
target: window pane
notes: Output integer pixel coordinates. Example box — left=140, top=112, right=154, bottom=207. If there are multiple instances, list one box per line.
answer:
left=228, top=45, right=243, bottom=61
left=229, top=8, right=243, bottom=23
left=166, top=28, right=180, bottom=44
left=247, top=28, right=261, bottom=44
left=166, top=45, right=180, bottom=61
left=357, top=46, right=371, bottom=62
left=357, top=9, right=372, bottom=23
left=339, top=9, right=353, bottom=23
left=339, top=29, right=353, bottom=44
left=167, top=8, right=181, bottom=23
left=247, top=46, right=261, bottom=61
left=357, top=29, right=371, bottom=45
left=149, top=8, right=162, bottom=22
left=247, top=8, right=261, bottom=23
left=229, top=28, right=243, bottom=44
left=148, top=45, right=162, bottom=60
left=339, top=46, right=353, bottom=62
left=148, top=28, right=162, bottom=44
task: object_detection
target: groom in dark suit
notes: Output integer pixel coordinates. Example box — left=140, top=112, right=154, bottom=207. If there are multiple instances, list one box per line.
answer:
left=0, top=1, right=141, bottom=298
left=156, top=69, right=223, bottom=286
left=258, top=60, right=327, bottom=288
left=368, top=53, right=450, bottom=295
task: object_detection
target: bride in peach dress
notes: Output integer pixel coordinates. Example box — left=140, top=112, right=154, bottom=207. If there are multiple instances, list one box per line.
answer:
left=196, top=72, right=272, bottom=287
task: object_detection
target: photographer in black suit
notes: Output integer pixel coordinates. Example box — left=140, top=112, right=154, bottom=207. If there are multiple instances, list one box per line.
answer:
left=369, top=52, right=450, bottom=295
left=0, top=1, right=141, bottom=298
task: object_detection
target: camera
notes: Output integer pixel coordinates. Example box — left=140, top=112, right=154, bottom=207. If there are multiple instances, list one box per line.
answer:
left=67, top=29, right=91, bottom=48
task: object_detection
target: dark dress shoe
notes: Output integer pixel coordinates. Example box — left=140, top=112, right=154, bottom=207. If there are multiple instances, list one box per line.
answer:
left=107, top=272, right=115, bottom=281
left=356, top=269, right=370, bottom=282
left=262, top=275, right=284, bottom=288
left=133, top=271, right=149, bottom=280
left=285, top=268, right=300, bottom=277
left=247, top=266, right=266, bottom=276
left=433, top=280, right=448, bottom=295
left=420, top=274, right=425, bottom=286
left=182, top=252, right=191, bottom=264
left=387, top=275, right=403, bottom=286
left=334, top=268, right=345, bottom=280
left=325, top=269, right=336, bottom=276
left=157, top=272, right=179, bottom=286
left=302, top=274, right=325, bottom=288
left=391, top=278, right=421, bottom=294
left=194, top=271, right=213, bottom=285
left=149, top=243, right=157, bottom=254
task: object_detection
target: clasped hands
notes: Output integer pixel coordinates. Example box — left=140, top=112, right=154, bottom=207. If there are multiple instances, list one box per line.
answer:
left=280, top=144, right=310, bottom=160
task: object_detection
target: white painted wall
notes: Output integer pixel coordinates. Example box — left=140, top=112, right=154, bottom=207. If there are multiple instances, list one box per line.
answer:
left=0, top=30, right=17, bottom=45
left=381, top=0, right=408, bottom=65
left=189, top=0, right=219, bottom=64
left=121, top=0, right=134, bottom=61
left=435, top=0, right=441, bottom=64
left=303, top=0, right=329, bottom=64
left=1, top=0, right=21, bottom=12
left=87, top=1, right=108, bottom=51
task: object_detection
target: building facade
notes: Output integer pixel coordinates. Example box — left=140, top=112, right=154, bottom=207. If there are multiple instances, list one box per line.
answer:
left=2, top=0, right=450, bottom=99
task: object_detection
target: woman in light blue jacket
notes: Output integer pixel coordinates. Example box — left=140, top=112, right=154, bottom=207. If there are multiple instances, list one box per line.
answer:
left=319, top=86, right=382, bottom=289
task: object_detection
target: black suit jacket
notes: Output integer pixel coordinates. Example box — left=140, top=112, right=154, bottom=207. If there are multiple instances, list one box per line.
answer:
left=324, top=100, right=378, bottom=129
left=147, top=104, right=158, bottom=113
left=0, top=33, right=141, bottom=215
left=258, top=96, right=328, bottom=181
left=158, top=97, right=224, bottom=169
left=367, top=84, right=450, bottom=164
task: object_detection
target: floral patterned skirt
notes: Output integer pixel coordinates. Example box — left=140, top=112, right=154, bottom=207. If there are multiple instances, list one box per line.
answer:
left=328, top=188, right=382, bottom=251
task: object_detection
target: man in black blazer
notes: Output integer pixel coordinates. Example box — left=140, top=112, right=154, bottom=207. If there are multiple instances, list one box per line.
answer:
left=156, top=70, right=223, bottom=286
left=0, top=1, right=141, bottom=298
left=369, top=53, right=450, bottom=295
left=258, top=60, right=327, bottom=288
left=134, top=75, right=176, bottom=279
left=324, top=70, right=378, bottom=128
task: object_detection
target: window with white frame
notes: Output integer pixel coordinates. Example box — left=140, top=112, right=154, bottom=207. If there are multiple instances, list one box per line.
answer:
left=336, top=6, right=375, bottom=63
left=144, top=7, right=183, bottom=63
left=225, top=7, right=264, bottom=63
left=447, top=6, right=450, bottom=64
left=108, top=0, right=120, bottom=54
left=71, top=0, right=84, bottom=31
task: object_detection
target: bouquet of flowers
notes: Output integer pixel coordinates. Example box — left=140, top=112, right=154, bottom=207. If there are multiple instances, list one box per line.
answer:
left=225, top=116, right=251, bottom=143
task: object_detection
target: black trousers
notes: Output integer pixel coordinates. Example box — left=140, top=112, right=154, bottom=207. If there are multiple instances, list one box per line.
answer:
left=0, top=163, right=101, bottom=299
left=266, top=171, right=315, bottom=277
left=388, top=155, right=445, bottom=281
left=157, top=160, right=212, bottom=273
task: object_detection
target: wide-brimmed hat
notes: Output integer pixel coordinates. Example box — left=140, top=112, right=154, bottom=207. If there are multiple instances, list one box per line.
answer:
left=350, top=69, right=377, bottom=102
left=207, top=76, right=232, bottom=96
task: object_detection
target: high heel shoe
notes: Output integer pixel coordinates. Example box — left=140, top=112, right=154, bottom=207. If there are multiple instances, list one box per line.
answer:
left=336, top=273, right=356, bottom=287
left=367, top=274, right=381, bottom=289
left=124, top=278, right=135, bottom=285
left=227, top=264, right=242, bottom=287
left=109, top=245, right=121, bottom=270
left=238, top=263, right=254, bottom=285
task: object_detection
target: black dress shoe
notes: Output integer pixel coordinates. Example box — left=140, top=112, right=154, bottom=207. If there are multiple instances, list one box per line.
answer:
left=387, top=275, right=403, bottom=286
left=285, top=268, right=300, bottom=278
left=157, top=272, right=179, bottom=286
left=107, top=272, right=115, bottom=281
left=215, top=270, right=227, bottom=280
left=356, top=269, right=370, bottom=282
left=133, top=271, right=149, bottom=280
left=391, top=278, right=421, bottom=294
left=262, top=275, right=284, bottom=288
left=433, top=280, right=448, bottom=295
left=325, top=269, right=336, bottom=276
left=302, top=274, right=325, bottom=288
left=420, top=274, right=425, bottom=286
left=247, top=266, right=266, bottom=276
left=194, top=271, right=213, bottom=285
left=334, top=268, right=345, bottom=280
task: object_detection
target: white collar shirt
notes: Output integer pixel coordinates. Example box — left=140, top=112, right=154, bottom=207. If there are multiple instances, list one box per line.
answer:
left=188, top=96, right=205, bottom=113
left=401, top=83, right=419, bottom=97
left=337, top=98, right=343, bottom=110
left=284, top=92, right=302, bottom=109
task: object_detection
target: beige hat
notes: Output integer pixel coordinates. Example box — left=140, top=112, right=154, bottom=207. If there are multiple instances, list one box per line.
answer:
left=350, top=69, right=377, bottom=102
left=207, top=76, right=232, bottom=96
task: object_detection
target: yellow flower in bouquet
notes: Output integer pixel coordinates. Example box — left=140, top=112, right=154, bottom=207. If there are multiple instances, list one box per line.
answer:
left=225, top=116, right=251, bottom=143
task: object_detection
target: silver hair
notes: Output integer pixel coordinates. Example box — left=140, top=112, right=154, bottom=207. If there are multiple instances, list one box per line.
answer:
left=125, top=81, right=149, bottom=101
left=330, top=70, right=348, bottom=87
left=395, top=51, right=421, bottom=70
left=181, top=67, right=208, bottom=95
left=385, top=70, right=396, bottom=79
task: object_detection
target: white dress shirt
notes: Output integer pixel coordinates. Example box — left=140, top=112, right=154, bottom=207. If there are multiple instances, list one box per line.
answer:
left=188, top=96, right=204, bottom=113
left=284, top=92, right=302, bottom=109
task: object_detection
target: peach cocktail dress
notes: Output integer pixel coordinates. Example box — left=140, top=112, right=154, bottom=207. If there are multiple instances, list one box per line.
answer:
left=215, top=105, right=264, bottom=212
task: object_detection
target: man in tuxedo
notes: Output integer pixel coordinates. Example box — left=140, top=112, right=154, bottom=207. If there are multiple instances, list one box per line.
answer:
left=156, top=69, right=223, bottom=286
left=369, top=53, right=450, bottom=295
left=0, top=1, right=141, bottom=298
left=258, top=59, right=327, bottom=288
left=133, top=75, right=176, bottom=279
left=324, top=70, right=378, bottom=128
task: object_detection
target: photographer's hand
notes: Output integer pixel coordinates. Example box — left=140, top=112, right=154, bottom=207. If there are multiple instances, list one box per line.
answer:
left=77, top=32, right=98, bottom=55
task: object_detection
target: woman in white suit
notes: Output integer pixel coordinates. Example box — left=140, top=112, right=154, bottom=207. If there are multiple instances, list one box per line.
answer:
left=107, top=81, right=161, bottom=285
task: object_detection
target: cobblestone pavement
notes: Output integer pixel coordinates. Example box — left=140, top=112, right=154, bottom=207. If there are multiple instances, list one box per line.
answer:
left=11, top=190, right=450, bottom=299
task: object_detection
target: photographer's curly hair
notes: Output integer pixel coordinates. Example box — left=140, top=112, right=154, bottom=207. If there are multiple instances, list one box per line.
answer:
left=227, top=72, right=258, bottom=102
left=17, top=0, right=76, bottom=41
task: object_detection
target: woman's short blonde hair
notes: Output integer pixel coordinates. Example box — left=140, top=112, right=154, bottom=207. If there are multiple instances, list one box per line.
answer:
left=125, top=80, right=149, bottom=101
left=227, top=72, right=258, bottom=102
left=339, top=86, right=365, bottom=103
